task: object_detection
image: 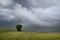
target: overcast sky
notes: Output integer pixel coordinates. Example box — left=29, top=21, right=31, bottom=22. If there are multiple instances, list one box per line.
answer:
left=0, top=0, right=60, bottom=32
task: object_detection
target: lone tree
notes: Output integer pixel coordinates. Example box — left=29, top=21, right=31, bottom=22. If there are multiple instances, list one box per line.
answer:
left=16, top=24, right=23, bottom=31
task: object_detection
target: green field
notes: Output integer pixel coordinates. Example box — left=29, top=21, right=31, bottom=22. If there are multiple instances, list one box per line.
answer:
left=0, top=29, right=60, bottom=40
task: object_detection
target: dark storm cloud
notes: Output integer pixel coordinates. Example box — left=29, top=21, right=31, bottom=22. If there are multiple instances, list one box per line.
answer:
left=14, top=0, right=31, bottom=8
left=0, top=0, right=60, bottom=32
left=13, top=0, right=56, bottom=8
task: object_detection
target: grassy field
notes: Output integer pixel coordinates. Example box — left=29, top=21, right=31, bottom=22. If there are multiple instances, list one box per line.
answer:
left=0, top=29, right=60, bottom=40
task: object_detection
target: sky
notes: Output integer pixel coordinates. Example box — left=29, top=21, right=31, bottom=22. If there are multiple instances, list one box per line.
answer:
left=0, top=0, right=60, bottom=32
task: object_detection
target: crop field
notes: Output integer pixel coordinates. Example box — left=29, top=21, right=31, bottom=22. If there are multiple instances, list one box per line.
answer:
left=0, top=29, right=60, bottom=40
